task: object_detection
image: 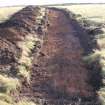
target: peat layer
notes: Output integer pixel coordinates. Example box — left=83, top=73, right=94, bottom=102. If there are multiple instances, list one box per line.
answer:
left=20, top=7, right=101, bottom=105
left=0, top=6, right=102, bottom=105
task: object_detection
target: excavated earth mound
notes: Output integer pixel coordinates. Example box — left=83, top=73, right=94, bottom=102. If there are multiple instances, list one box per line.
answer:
left=0, top=6, right=102, bottom=105
left=20, top=7, right=101, bottom=105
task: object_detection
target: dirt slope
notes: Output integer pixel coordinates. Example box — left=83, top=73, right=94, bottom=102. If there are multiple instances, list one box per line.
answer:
left=20, top=8, right=101, bottom=105
left=0, top=6, right=47, bottom=104
left=0, top=6, right=101, bottom=105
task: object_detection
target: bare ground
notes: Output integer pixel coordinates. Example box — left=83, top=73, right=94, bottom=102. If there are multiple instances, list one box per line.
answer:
left=0, top=6, right=102, bottom=105
left=20, top=8, right=101, bottom=105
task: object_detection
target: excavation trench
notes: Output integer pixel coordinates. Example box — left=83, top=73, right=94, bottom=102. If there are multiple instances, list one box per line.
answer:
left=20, top=8, right=101, bottom=105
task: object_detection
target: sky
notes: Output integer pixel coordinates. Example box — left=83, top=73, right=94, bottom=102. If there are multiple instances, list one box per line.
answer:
left=0, top=0, right=105, bottom=7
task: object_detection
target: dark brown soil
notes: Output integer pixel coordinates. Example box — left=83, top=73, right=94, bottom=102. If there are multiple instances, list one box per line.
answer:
left=0, top=6, right=102, bottom=105
left=0, top=6, right=44, bottom=76
left=20, top=8, right=101, bottom=105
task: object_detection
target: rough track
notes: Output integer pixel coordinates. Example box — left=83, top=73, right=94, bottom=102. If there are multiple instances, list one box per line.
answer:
left=21, top=8, right=100, bottom=105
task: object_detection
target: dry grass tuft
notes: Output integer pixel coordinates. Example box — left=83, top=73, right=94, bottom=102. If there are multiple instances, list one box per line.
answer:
left=0, top=74, right=20, bottom=94
left=16, top=99, right=36, bottom=105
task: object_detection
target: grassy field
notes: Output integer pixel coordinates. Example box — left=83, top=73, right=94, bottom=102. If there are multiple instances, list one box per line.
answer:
left=0, top=6, right=23, bottom=23
left=55, top=4, right=105, bottom=22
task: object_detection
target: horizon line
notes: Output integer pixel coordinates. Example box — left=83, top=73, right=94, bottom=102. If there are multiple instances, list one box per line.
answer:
left=0, top=3, right=105, bottom=8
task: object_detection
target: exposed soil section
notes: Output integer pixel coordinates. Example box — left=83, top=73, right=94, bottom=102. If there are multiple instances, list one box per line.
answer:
left=0, top=6, right=42, bottom=43
left=0, top=6, right=43, bottom=67
left=20, top=8, right=101, bottom=105
left=0, top=6, right=101, bottom=105
left=0, top=6, right=47, bottom=104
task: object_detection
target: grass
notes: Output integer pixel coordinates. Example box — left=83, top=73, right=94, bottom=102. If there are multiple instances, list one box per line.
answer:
left=83, top=49, right=105, bottom=63
left=0, top=74, right=20, bottom=94
left=17, top=34, right=41, bottom=83
left=0, top=75, right=20, bottom=105
left=0, top=100, right=12, bottom=105
left=0, top=7, right=23, bottom=23
left=97, top=37, right=105, bottom=48
left=0, top=93, right=13, bottom=103
left=53, top=4, right=105, bottom=23
left=0, top=97, right=37, bottom=105
left=16, top=99, right=36, bottom=105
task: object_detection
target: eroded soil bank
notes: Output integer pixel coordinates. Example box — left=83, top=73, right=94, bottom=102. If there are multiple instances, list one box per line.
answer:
left=20, top=8, right=101, bottom=105
left=0, top=6, right=102, bottom=105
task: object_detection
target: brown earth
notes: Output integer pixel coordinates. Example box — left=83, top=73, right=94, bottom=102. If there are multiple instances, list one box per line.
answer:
left=0, top=6, right=102, bottom=105
left=20, top=8, right=101, bottom=105
left=0, top=6, right=42, bottom=43
left=0, top=6, right=45, bottom=76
